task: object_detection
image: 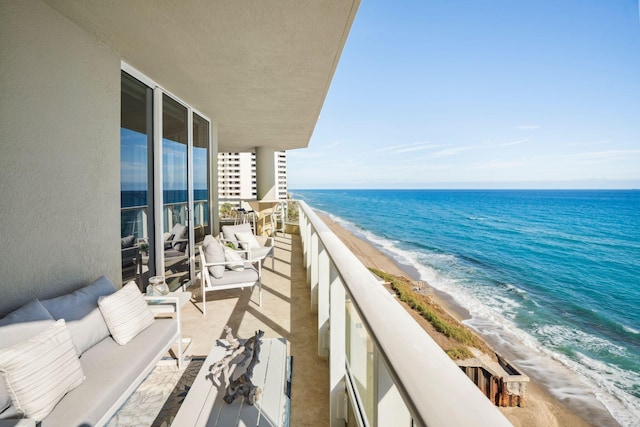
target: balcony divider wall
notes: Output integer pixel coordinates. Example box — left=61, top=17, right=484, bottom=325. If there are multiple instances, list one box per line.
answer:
left=298, top=201, right=512, bottom=427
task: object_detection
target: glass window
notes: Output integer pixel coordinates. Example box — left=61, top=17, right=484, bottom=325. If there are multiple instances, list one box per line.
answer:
left=120, top=72, right=154, bottom=289
left=162, top=94, right=189, bottom=290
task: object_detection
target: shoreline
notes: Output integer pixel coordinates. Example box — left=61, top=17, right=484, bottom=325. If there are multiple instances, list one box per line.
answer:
left=314, top=211, right=618, bottom=427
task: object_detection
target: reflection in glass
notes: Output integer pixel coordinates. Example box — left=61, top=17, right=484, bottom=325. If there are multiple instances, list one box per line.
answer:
left=120, top=72, right=153, bottom=289
left=346, top=293, right=375, bottom=425
left=193, top=113, right=210, bottom=277
left=162, top=94, right=189, bottom=290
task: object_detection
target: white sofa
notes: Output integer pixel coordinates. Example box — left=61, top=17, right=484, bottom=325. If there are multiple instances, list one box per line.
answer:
left=0, top=276, right=180, bottom=426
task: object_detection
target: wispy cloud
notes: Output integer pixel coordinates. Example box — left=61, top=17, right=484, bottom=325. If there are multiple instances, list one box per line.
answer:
left=575, top=149, right=640, bottom=160
left=566, top=140, right=610, bottom=147
left=376, top=141, right=441, bottom=154
left=500, top=138, right=530, bottom=147
left=470, top=160, right=525, bottom=170
left=288, top=150, right=325, bottom=159
left=431, top=146, right=473, bottom=158
left=515, top=125, right=540, bottom=130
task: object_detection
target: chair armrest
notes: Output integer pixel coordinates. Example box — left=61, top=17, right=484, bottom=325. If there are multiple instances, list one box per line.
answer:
left=219, top=238, right=249, bottom=255
left=255, top=236, right=274, bottom=247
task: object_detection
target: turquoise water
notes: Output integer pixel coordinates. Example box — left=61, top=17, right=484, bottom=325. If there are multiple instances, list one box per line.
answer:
left=294, top=189, right=640, bottom=426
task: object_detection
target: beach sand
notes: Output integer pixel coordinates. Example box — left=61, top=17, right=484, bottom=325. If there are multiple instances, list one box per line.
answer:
left=315, top=211, right=600, bottom=427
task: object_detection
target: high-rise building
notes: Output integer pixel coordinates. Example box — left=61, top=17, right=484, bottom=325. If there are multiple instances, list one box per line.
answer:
left=218, top=151, right=287, bottom=208
left=276, top=151, right=288, bottom=200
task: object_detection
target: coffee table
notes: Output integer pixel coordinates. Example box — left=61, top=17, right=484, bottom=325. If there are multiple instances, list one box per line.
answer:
left=171, top=338, right=290, bottom=427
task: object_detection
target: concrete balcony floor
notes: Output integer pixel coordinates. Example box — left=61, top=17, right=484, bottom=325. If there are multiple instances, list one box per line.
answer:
left=180, top=233, right=328, bottom=426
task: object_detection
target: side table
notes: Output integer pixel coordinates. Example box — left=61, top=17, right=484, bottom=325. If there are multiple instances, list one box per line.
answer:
left=145, top=291, right=193, bottom=368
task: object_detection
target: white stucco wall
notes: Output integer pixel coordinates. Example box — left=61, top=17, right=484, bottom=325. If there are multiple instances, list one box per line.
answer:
left=255, top=146, right=277, bottom=200
left=0, top=0, right=121, bottom=316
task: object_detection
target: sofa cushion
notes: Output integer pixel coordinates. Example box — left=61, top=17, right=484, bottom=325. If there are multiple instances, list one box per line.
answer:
left=0, top=319, right=85, bottom=422
left=0, top=299, right=55, bottom=416
left=98, top=282, right=154, bottom=345
left=203, top=238, right=225, bottom=279
left=0, top=299, right=53, bottom=328
left=41, top=276, right=117, bottom=355
left=41, top=318, right=177, bottom=427
left=221, top=223, right=253, bottom=245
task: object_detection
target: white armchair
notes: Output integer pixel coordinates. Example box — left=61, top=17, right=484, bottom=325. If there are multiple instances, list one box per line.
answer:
left=199, top=236, right=262, bottom=315
left=219, top=223, right=275, bottom=270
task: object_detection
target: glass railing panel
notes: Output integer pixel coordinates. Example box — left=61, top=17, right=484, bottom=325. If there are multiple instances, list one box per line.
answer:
left=346, top=292, right=375, bottom=426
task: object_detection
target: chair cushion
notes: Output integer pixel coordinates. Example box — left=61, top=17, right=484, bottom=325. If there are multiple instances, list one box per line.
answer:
left=98, top=282, right=154, bottom=345
left=0, top=299, right=56, bottom=415
left=224, top=246, right=245, bottom=271
left=203, top=238, right=225, bottom=279
left=0, top=319, right=85, bottom=422
left=207, top=265, right=259, bottom=287
left=221, top=223, right=253, bottom=244
left=121, top=235, right=135, bottom=249
left=250, top=245, right=274, bottom=261
left=41, top=276, right=116, bottom=355
left=235, top=231, right=260, bottom=250
left=170, top=223, right=188, bottom=251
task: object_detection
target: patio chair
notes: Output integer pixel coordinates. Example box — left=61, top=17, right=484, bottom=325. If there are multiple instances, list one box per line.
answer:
left=199, top=235, right=261, bottom=315
left=220, top=223, right=275, bottom=270
left=271, top=201, right=286, bottom=236
left=164, top=223, right=189, bottom=259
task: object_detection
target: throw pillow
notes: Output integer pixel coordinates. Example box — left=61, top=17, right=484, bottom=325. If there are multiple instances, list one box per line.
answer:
left=235, top=231, right=260, bottom=250
left=41, top=276, right=117, bottom=355
left=0, top=319, right=85, bottom=422
left=203, top=239, right=225, bottom=279
left=221, top=223, right=253, bottom=244
left=0, top=299, right=55, bottom=415
left=98, top=282, right=155, bottom=345
left=223, top=246, right=245, bottom=271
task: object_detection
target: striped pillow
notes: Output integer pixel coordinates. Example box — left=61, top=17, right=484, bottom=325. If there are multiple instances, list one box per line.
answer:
left=98, top=281, right=155, bottom=345
left=0, top=319, right=85, bottom=421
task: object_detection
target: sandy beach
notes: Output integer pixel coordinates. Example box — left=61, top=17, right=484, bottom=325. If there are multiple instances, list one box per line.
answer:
left=315, top=211, right=602, bottom=427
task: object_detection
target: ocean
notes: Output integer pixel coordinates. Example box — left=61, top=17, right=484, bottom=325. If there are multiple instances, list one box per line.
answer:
left=293, top=189, right=640, bottom=426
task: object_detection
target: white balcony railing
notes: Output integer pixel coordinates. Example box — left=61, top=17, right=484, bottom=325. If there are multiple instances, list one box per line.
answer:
left=298, top=201, right=512, bottom=427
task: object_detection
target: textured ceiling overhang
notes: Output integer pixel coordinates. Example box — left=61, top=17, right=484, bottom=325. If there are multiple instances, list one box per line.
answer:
left=44, top=0, right=359, bottom=152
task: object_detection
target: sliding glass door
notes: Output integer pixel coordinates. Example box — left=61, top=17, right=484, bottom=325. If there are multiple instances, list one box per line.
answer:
left=120, top=72, right=155, bottom=289
left=121, top=69, right=210, bottom=291
left=162, top=94, right=190, bottom=290
left=193, top=114, right=211, bottom=276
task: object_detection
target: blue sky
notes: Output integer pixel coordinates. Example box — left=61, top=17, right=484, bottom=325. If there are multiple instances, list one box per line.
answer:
left=289, top=0, right=640, bottom=189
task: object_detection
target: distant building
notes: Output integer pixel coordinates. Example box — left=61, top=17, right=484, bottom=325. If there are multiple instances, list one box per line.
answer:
left=218, top=151, right=287, bottom=208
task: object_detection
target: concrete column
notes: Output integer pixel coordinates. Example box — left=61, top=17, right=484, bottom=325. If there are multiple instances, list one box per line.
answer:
left=255, top=146, right=277, bottom=200
left=210, top=123, right=220, bottom=234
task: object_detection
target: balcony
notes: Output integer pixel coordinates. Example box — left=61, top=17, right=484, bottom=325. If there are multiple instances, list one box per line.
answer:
left=174, top=201, right=510, bottom=427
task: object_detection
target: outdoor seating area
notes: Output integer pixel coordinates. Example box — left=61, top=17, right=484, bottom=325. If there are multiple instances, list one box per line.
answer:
left=177, top=232, right=328, bottom=426
left=0, top=232, right=327, bottom=427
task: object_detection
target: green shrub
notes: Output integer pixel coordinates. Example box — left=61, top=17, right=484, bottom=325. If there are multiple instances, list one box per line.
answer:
left=370, top=268, right=482, bottom=351
left=446, top=347, right=474, bottom=360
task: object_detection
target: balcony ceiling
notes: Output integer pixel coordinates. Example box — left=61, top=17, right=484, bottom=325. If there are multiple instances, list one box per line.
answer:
left=43, top=0, right=359, bottom=152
